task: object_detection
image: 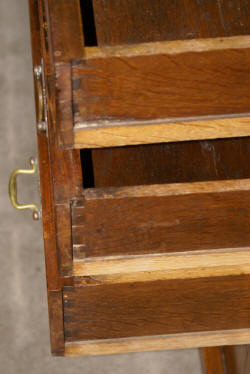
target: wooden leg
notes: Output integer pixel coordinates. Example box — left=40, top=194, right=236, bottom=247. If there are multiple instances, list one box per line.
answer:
left=201, top=346, right=250, bottom=374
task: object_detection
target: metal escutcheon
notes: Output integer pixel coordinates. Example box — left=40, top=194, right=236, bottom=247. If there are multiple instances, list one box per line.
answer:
left=8, top=157, right=41, bottom=220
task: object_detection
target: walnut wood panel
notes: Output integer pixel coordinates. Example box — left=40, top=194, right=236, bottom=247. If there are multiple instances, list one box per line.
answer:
left=47, top=291, right=65, bottom=355
left=45, top=0, right=84, bottom=147
left=91, top=0, right=250, bottom=191
left=72, top=180, right=250, bottom=259
left=29, top=0, right=67, bottom=355
left=73, top=45, right=250, bottom=140
left=47, top=0, right=84, bottom=63
left=92, top=0, right=250, bottom=46
left=64, top=274, right=250, bottom=341
left=92, top=138, right=250, bottom=188
left=39, top=0, right=83, bottom=275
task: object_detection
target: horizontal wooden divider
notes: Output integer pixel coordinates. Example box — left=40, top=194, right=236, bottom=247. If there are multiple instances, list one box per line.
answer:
left=73, top=248, right=250, bottom=285
left=70, top=35, right=250, bottom=148
left=65, top=329, right=250, bottom=357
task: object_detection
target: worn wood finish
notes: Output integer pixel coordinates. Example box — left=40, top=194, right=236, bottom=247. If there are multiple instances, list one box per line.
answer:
left=55, top=202, right=72, bottom=275
left=74, top=117, right=250, bottom=149
left=73, top=249, right=250, bottom=285
left=84, top=35, right=250, bottom=59
left=29, top=0, right=69, bottom=355
left=47, top=0, right=84, bottom=63
left=91, top=0, right=250, bottom=189
left=65, top=330, right=250, bottom=357
left=47, top=291, right=65, bottom=355
left=92, top=138, right=250, bottom=188
left=64, top=275, right=250, bottom=342
left=92, top=0, right=250, bottom=45
left=72, top=180, right=250, bottom=259
left=39, top=0, right=83, bottom=276
left=73, top=36, right=250, bottom=148
left=73, top=47, right=250, bottom=144
left=45, top=0, right=84, bottom=147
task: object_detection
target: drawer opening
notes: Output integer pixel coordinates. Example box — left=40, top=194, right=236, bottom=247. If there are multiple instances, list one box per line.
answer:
left=80, top=0, right=97, bottom=46
left=80, top=137, right=250, bottom=189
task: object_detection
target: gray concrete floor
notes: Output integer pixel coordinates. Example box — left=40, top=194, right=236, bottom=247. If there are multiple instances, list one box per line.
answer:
left=0, top=0, right=202, bottom=373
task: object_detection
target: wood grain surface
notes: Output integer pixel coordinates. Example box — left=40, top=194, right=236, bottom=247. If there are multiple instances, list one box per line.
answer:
left=201, top=347, right=227, bottom=374
left=91, top=0, right=250, bottom=189
left=73, top=249, right=250, bottom=285
left=92, top=0, right=250, bottom=45
left=73, top=40, right=250, bottom=146
left=29, top=0, right=68, bottom=355
left=72, top=180, right=250, bottom=259
left=65, top=330, right=250, bottom=357
left=64, top=275, right=250, bottom=341
left=74, top=117, right=250, bottom=149
left=39, top=0, right=83, bottom=275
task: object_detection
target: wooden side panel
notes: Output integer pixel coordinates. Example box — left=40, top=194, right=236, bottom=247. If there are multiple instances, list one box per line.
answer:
left=48, top=291, right=65, bottom=355
left=63, top=274, right=250, bottom=342
left=92, top=0, right=250, bottom=45
left=47, top=0, right=84, bottom=63
left=72, top=180, right=250, bottom=259
left=39, top=0, right=83, bottom=275
left=29, top=0, right=67, bottom=355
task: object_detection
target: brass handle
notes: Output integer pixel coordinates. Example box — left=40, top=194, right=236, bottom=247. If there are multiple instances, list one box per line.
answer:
left=8, top=157, right=41, bottom=220
left=34, top=65, right=47, bottom=132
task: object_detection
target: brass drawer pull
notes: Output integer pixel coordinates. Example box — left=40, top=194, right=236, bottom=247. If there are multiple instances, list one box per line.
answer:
left=8, top=157, right=41, bottom=220
left=34, top=64, right=47, bottom=132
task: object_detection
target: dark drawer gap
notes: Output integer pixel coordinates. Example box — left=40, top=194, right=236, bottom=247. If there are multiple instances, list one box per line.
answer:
left=80, top=0, right=98, bottom=46
left=80, top=137, right=250, bottom=189
left=81, top=149, right=95, bottom=188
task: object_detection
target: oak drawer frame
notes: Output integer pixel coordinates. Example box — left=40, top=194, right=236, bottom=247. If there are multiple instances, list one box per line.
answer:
left=29, top=0, right=250, bottom=357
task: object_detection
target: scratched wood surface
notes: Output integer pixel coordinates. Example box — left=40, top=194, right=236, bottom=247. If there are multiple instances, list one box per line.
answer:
left=72, top=180, right=250, bottom=259
left=91, top=0, right=250, bottom=187
left=73, top=43, right=250, bottom=136
left=63, top=274, right=250, bottom=342
left=92, top=0, right=250, bottom=45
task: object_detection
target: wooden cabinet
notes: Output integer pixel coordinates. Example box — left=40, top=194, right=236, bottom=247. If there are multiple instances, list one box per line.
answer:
left=27, top=0, right=250, bottom=365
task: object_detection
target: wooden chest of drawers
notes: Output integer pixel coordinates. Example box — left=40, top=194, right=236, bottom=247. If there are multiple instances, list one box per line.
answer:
left=23, top=0, right=250, bottom=364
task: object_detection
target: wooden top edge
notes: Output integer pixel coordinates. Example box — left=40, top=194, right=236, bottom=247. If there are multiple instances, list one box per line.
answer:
left=74, top=113, right=250, bottom=131
left=82, top=35, right=250, bottom=60
left=83, top=178, right=250, bottom=200
left=73, top=247, right=250, bottom=265
left=65, top=328, right=250, bottom=348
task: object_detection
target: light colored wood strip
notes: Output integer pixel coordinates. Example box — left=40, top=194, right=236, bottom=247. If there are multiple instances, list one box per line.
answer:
left=84, top=35, right=250, bottom=59
left=65, top=329, right=250, bottom=357
left=73, top=249, right=250, bottom=279
left=74, top=116, right=250, bottom=148
left=84, top=178, right=250, bottom=200
left=74, top=265, right=250, bottom=286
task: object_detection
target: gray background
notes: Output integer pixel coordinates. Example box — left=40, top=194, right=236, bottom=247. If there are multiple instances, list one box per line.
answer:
left=0, top=0, right=202, bottom=372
